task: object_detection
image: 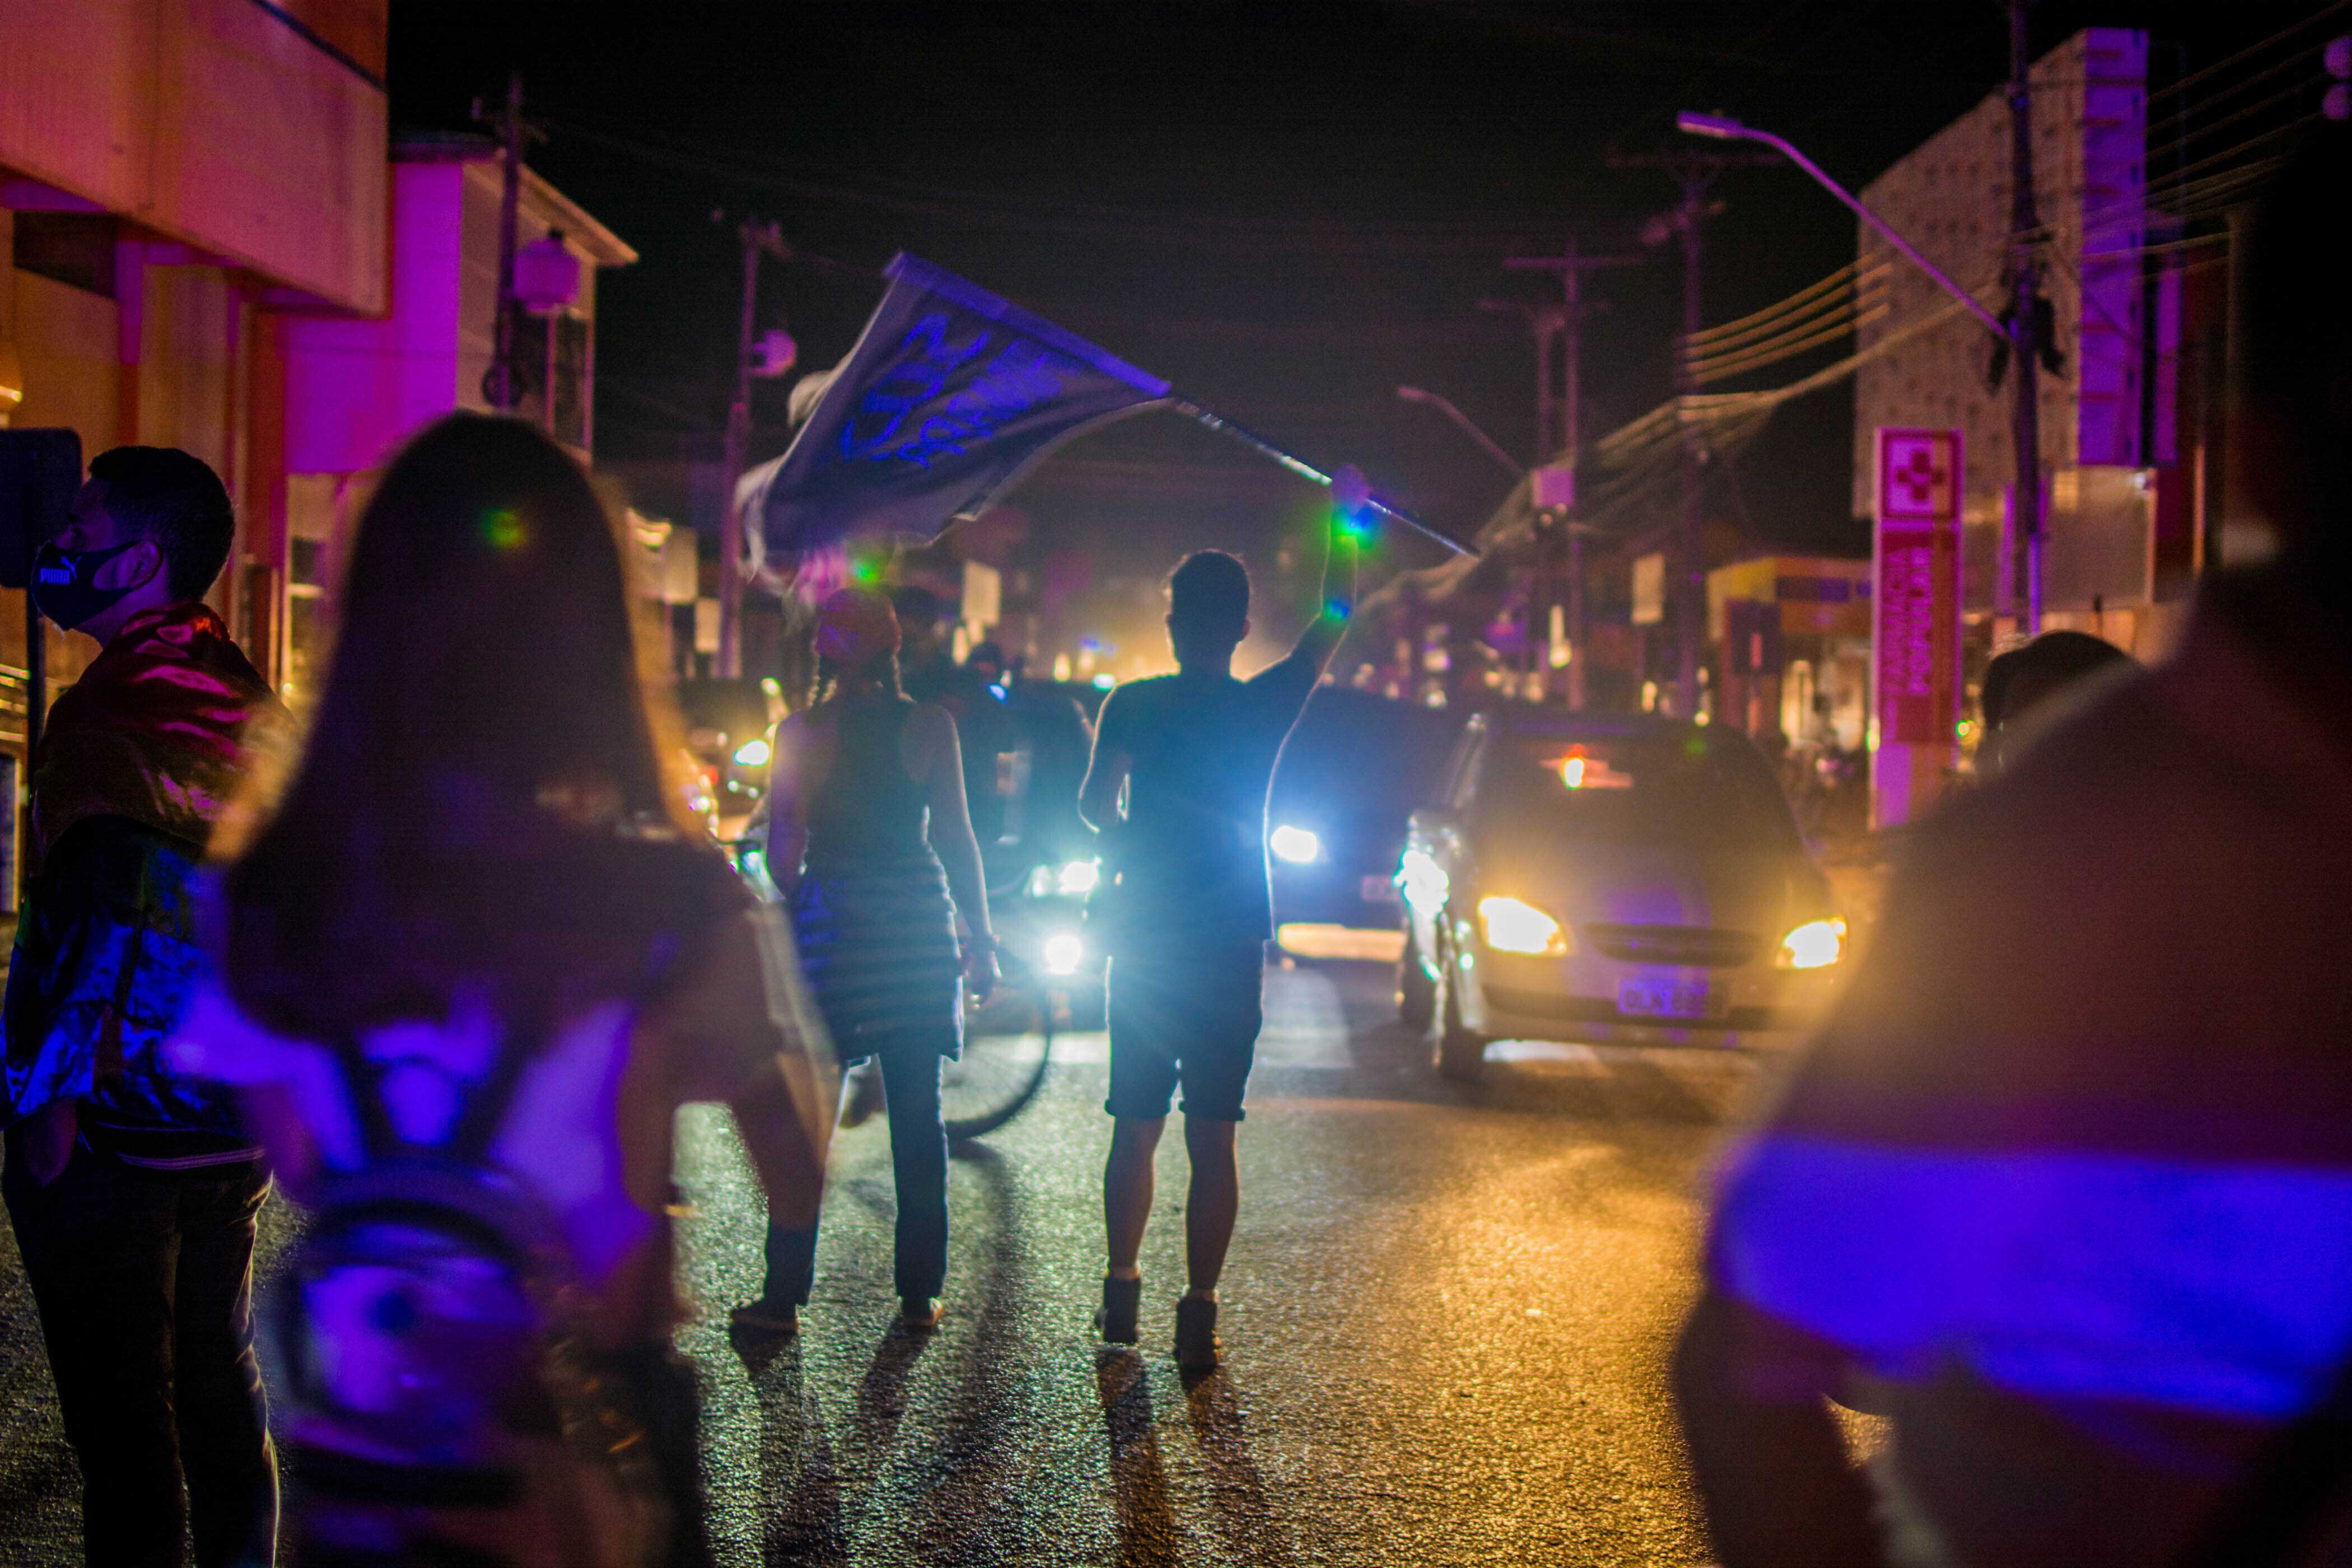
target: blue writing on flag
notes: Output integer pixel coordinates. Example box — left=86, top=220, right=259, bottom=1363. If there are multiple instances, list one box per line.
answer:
left=740, top=254, right=1171, bottom=570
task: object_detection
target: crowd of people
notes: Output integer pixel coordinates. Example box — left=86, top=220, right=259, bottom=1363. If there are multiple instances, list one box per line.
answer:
left=0, top=388, right=1359, bottom=1560
left=0, top=122, right=2342, bottom=1568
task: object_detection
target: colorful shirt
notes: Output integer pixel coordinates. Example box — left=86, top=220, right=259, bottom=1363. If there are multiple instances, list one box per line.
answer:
left=2, top=603, right=284, bottom=1140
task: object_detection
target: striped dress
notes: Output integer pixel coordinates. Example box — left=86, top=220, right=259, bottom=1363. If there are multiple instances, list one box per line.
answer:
left=782, top=696, right=964, bottom=1061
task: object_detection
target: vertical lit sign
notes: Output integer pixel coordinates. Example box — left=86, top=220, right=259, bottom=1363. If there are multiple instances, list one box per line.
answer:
left=1869, top=428, right=1962, bottom=829
left=1873, top=428, right=1962, bottom=747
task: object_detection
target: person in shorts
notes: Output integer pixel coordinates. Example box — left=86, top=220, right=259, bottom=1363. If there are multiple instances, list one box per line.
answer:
left=1079, top=468, right=1365, bottom=1369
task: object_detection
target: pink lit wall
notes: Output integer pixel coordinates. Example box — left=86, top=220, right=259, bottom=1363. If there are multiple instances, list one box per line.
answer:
left=282, top=161, right=465, bottom=476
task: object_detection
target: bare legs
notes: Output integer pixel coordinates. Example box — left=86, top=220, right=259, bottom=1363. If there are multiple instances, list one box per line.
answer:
left=1104, top=1114, right=1239, bottom=1299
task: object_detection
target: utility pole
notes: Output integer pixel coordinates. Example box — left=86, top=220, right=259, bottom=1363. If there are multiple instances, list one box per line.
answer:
left=1505, top=239, right=1639, bottom=708
left=1611, top=145, right=1772, bottom=718
left=718, top=214, right=791, bottom=680
left=2005, top=0, right=2048, bottom=633
left=473, top=74, right=539, bottom=412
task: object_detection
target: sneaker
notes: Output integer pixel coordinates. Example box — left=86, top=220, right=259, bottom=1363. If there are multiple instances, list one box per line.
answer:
left=1095, top=1275, right=1141, bottom=1345
left=899, top=1296, right=944, bottom=1330
left=1174, top=1296, right=1220, bottom=1370
left=728, top=1299, right=800, bottom=1337
left=839, top=1061, right=885, bottom=1129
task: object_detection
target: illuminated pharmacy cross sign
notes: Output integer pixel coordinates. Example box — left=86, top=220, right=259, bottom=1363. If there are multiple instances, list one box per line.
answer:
left=1880, top=430, right=1959, bottom=520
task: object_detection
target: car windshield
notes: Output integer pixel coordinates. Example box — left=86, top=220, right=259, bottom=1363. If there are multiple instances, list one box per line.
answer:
left=1482, top=731, right=1799, bottom=851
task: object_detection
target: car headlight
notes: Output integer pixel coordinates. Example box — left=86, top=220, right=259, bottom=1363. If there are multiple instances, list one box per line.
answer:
left=1029, top=860, right=1100, bottom=898
left=1776, top=917, right=1847, bottom=969
left=732, top=737, right=772, bottom=767
left=1042, top=932, right=1085, bottom=976
left=1477, top=895, right=1570, bottom=956
left=1269, top=825, right=1320, bottom=865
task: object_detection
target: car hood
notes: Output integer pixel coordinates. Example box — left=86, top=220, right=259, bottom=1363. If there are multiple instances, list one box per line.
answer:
left=1473, top=827, right=1826, bottom=938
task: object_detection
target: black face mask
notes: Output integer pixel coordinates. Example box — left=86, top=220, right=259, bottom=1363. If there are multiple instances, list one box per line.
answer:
left=31, top=539, right=151, bottom=632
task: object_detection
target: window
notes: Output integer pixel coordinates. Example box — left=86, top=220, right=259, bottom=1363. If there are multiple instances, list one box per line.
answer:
left=1483, top=731, right=1800, bottom=851
left=511, top=312, right=592, bottom=451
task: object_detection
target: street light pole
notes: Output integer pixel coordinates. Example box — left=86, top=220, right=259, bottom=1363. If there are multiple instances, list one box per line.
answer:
left=1394, top=386, right=1525, bottom=480
left=2004, top=0, right=2048, bottom=633
left=1613, top=142, right=1774, bottom=719
left=718, top=214, right=790, bottom=680
left=1676, top=103, right=2045, bottom=631
left=1505, top=239, right=1639, bottom=709
left=474, top=73, right=531, bottom=412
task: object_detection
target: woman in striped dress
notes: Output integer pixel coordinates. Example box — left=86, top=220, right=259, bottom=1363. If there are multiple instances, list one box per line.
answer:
left=736, top=587, right=998, bottom=1332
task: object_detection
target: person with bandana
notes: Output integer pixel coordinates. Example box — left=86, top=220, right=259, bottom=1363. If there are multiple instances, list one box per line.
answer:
left=2, top=447, right=288, bottom=1567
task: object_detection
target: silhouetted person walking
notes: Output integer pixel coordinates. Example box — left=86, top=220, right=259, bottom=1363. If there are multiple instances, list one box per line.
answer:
left=1081, top=468, right=1364, bottom=1369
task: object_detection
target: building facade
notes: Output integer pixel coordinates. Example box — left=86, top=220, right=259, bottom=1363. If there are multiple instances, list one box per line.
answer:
left=1851, top=26, right=2194, bottom=657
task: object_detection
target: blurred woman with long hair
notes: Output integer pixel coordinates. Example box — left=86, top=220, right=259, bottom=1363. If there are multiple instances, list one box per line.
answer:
left=734, top=586, right=997, bottom=1336
left=167, top=413, right=831, bottom=1566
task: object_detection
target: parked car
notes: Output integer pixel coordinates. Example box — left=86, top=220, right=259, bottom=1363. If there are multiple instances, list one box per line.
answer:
left=1267, top=688, right=1461, bottom=937
left=1397, top=710, right=1845, bottom=1078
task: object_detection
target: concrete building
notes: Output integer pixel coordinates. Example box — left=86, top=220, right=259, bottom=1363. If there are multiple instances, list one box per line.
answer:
left=2, top=0, right=389, bottom=708
left=2, top=1, right=640, bottom=720
left=1850, top=26, right=2192, bottom=657
left=274, top=136, right=636, bottom=698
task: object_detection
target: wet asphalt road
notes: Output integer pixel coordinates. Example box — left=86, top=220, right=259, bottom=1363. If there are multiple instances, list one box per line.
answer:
left=0, top=955, right=1786, bottom=1565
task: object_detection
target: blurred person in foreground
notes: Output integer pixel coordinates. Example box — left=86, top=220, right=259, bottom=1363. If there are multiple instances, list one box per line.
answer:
left=1, top=446, right=287, bottom=1567
left=1976, top=629, right=2132, bottom=776
left=1079, top=468, right=1362, bottom=1370
left=166, top=414, right=833, bottom=1566
left=739, top=586, right=998, bottom=1335
left=1675, top=127, right=2352, bottom=1568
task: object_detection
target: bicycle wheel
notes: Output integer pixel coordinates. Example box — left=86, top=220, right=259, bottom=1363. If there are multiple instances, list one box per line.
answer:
left=941, top=987, right=1056, bottom=1141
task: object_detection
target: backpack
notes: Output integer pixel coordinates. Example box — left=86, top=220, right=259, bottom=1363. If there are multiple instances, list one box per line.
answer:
left=274, top=1011, right=668, bottom=1567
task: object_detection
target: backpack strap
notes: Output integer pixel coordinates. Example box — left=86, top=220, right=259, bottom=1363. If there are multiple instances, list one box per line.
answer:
left=445, top=1014, right=548, bottom=1166
left=319, top=930, right=698, bottom=1169
left=319, top=1033, right=409, bottom=1165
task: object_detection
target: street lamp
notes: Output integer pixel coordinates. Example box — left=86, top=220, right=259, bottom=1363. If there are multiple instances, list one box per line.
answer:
left=1397, top=386, right=1594, bottom=707
left=1395, top=386, right=1525, bottom=481
left=1676, top=109, right=2045, bottom=631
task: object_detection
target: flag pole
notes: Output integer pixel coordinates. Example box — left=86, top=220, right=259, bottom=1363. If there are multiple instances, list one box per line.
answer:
left=1172, top=398, right=1480, bottom=557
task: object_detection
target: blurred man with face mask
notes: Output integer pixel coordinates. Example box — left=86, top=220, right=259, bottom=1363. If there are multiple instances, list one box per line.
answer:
left=3, top=447, right=287, bottom=1567
left=1676, top=127, right=2352, bottom=1568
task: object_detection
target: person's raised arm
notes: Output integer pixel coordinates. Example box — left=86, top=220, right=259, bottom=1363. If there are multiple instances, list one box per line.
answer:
left=912, top=703, right=999, bottom=997
left=1286, top=464, right=1368, bottom=675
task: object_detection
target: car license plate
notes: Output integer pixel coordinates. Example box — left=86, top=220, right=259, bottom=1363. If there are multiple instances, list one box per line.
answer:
left=1361, top=876, right=1402, bottom=905
left=1617, top=977, right=1718, bottom=1020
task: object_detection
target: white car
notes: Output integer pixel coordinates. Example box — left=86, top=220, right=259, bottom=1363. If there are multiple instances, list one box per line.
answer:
left=1397, top=711, right=1845, bottom=1078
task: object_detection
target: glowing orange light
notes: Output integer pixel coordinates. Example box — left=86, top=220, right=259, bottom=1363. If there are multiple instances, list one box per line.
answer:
left=1543, top=747, right=1634, bottom=790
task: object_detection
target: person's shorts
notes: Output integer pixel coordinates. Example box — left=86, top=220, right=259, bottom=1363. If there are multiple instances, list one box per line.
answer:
left=1104, top=945, right=1266, bottom=1122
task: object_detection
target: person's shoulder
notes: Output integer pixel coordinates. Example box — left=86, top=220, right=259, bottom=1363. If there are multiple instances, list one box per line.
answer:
left=905, top=695, right=957, bottom=731
left=1244, top=647, right=1319, bottom=703
left=1099, top=675, right=1174, bottom=718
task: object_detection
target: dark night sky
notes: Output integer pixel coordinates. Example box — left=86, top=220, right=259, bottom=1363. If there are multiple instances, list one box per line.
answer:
left=386, top=1, right=2318, bottom=587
